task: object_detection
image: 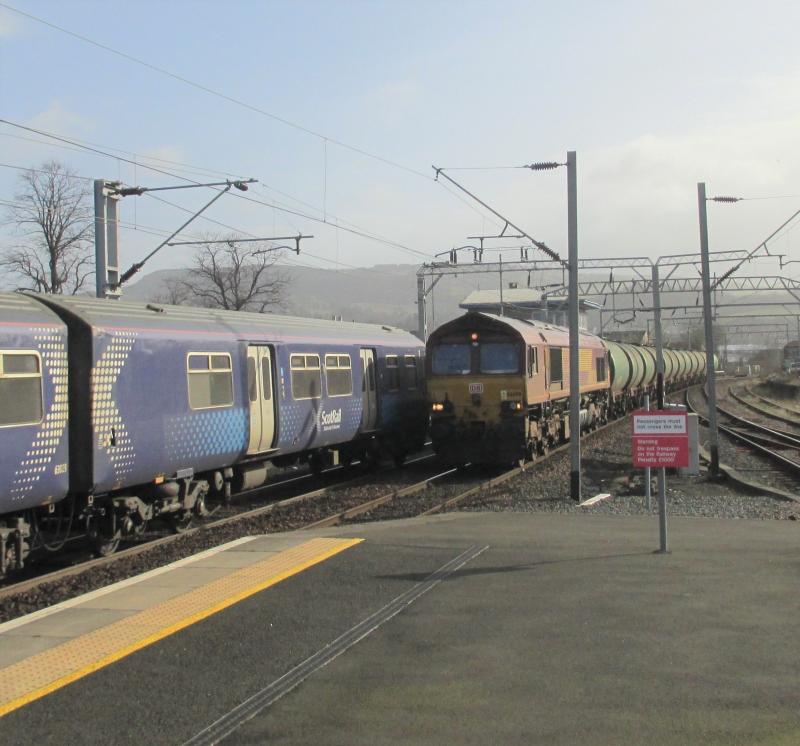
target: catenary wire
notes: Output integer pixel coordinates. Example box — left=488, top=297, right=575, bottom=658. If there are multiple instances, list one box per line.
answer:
left=0, top=119, right=434, bottom=260
left=0, top=3, right=501, bottom=228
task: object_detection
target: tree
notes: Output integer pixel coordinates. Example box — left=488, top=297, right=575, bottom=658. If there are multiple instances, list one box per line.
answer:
left=150, top=276, right=192, bottom=306
left=175, top=235, right=288, bottom=312
left=1, top=160, right=93, bottom=293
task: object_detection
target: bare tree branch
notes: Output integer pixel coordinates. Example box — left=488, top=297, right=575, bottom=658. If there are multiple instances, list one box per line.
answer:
left=163, top=234, right=288, bottom=312
left=1, top=160, right=94, bottom=294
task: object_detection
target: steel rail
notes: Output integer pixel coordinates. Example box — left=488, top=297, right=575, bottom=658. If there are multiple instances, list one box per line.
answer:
left=687, top=385, right=800, bottom=479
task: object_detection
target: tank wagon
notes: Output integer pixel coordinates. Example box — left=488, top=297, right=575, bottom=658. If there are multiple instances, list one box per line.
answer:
left=427, top=311, right=709, bottom=465
left=0, top=293, right=427, bottom=572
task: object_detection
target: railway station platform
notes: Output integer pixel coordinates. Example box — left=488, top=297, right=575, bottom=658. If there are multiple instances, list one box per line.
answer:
left=1, top=510, right=799, bottom=745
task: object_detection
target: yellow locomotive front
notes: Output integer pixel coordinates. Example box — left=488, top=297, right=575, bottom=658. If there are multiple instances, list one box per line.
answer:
left=427, top=319, right=527, bottom=464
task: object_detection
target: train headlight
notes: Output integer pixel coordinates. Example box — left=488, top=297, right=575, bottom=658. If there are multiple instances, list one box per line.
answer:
left=432, top=402, right=445, bottom=412
left=501, top=400, right=523, bottom=413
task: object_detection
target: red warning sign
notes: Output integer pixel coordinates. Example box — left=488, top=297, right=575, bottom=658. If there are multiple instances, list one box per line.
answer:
left=631, top=409, right=689, bottom=468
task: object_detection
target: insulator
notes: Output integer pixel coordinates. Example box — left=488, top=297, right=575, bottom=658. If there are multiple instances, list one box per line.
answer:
left=526, top=162, right=562, bottom=171
left=710, top=196, right=741, bottom=203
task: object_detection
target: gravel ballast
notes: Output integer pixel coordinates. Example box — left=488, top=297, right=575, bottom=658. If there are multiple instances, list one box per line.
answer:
left=453, top=416, right=800, bottom=520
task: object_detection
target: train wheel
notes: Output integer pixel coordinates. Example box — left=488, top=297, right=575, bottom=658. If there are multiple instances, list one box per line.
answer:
left=392, top=450, right=407, bottom=468
left=92, top=532, right=121, bottom=557
left=168, top=511, right=193, bottom=534
left=309, top=454, right=324, bottom=477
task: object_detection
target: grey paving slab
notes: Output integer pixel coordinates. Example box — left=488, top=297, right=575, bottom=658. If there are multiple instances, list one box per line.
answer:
left=2, top=607, right=134, bottom=642
left=135, top=565, right=237, bottom=589
left=0, top=635, right=75, bottom=668
left=74, top=582, right=193, bottom=611
left=186, top=549, right=280, bottom=570
left=226, top=534, right=312, bottom=553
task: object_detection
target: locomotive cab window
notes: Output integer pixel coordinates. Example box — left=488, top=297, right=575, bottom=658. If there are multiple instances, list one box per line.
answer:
left=0, top=351, right=43, bottom=427
left=480, top=343, right=519, bottom=374
left=385, top=355, right=400, bottom=390
left=325, top=354, right=352, bottom=397
left=291, top=354, right=321, bottom=400
left=187, top=353, right=233, bottom=410
left=431, top=344, right=471, bottom=375
left=550, top=347, right=563, bottom=382
left=596, top=356, right=607, bottom=382
left=404, top=355, right=418, bottom=389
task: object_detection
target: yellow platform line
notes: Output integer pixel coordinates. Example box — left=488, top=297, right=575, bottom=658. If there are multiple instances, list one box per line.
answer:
left=0, top=536, right=362, bottom=717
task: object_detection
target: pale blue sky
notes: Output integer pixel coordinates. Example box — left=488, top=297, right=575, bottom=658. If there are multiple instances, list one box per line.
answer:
left=1, top=0, right=799, bottom=281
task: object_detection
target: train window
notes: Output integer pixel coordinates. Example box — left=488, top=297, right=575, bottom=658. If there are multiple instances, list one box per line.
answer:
left=187, top=353, right=233, bottom=410
left=291, top=353, right=322, bottom=400
left=527, top=346, right=539, bottom=376
left=431, top=344, right=471, bottom=375
left=247, top=357, right=258, bottom=402
left=480, top=343, right=519, bottom=374
left=386, top=355, right=400, bottom=390
left=404, top=355, right=418, bottom=389
left=596, top=357, right=607, bottom=382
left=0, top=351, right=43, bottom=427
left=550, top=347, right=563, bottom=382
left=261, top=357, right=272, bottom=400
left=325, top=354, right=352, bottom=397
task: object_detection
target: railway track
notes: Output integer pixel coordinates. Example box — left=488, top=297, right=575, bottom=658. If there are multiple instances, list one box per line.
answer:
left=726, top=385, right=800, bottom=434
left=0, top=416, right=628, bottom=611
left=744, top=384, right=800, bottom=417
left=686, top=384, right=800, bottom=495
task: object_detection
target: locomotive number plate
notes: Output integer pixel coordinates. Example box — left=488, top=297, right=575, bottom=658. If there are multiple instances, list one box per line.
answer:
left=468, top=383, right=484, bottom=394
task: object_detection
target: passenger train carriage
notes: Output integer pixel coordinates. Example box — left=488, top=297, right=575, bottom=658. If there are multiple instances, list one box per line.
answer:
left=0, top=293, right=426, bottom=572
left=427, top=311, right=709, bottom=465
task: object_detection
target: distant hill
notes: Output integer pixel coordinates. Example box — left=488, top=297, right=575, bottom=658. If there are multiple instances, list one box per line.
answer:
left=121, top=263, right=798, bottom=344
left=123, top=263, right=533, bottom=333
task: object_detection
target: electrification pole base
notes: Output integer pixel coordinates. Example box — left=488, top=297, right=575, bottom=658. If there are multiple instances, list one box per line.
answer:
left=570, top=471, right=581, bottom=502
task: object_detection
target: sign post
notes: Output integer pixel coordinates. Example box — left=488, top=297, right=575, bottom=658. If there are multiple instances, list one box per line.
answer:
left=632, top=409, right=689, bottom=553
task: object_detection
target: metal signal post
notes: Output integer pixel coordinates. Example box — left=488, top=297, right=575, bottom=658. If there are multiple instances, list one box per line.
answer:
left=697, top=183, right=721, bottom=475
left=566, top=151, right=581, bottom=501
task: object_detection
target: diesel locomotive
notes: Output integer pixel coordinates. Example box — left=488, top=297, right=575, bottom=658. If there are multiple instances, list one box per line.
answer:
left=427, top=311, right=710, bottom=465
left=0, top=293, right=427, bottom=573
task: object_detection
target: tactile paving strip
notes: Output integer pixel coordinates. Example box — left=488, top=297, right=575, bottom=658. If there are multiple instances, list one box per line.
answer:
left=0, top=537, right=362, bottom=717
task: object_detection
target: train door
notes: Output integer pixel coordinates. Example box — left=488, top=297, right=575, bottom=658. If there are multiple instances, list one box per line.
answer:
left=247, top=345, right=276, bottom=454
left=359, top=348, right=378, bottom=431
